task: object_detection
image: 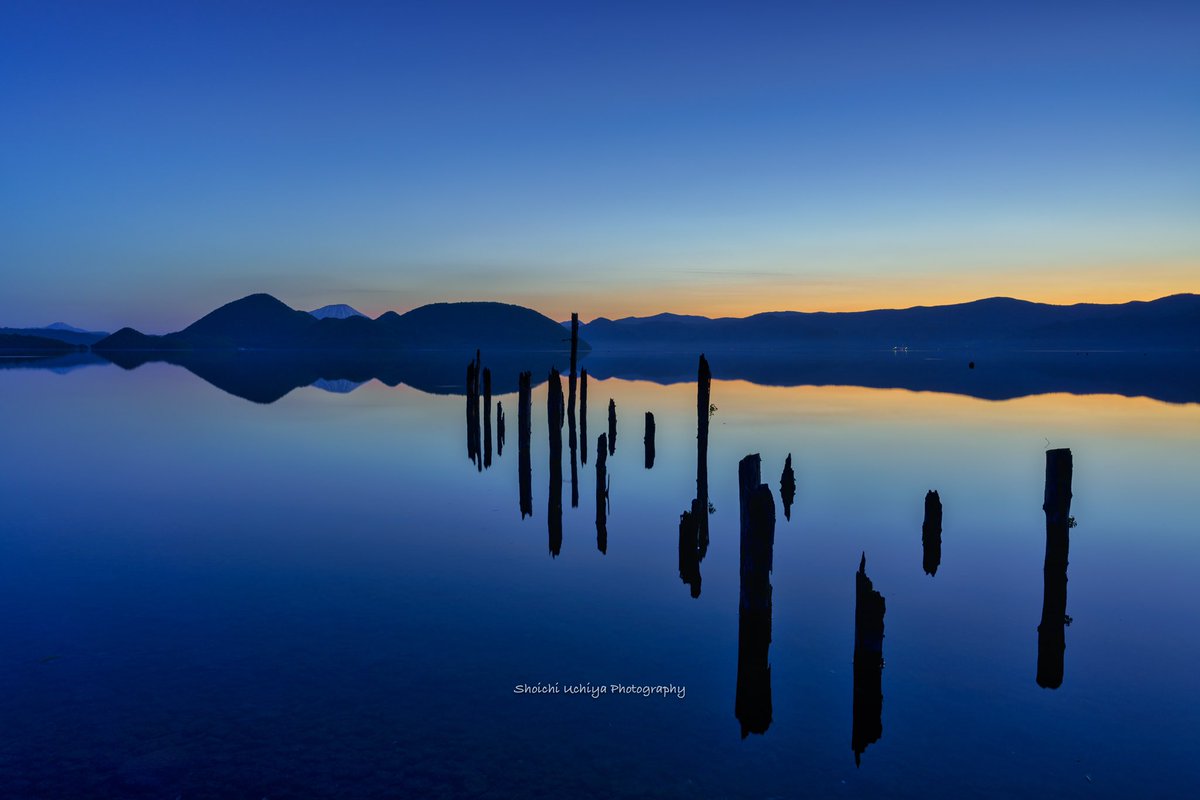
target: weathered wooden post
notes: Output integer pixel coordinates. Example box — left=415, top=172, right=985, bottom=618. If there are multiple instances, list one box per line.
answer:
left=644, top=412, right=656, bottom=469
left=567, top=324, right=579, bottom=508
left=496, top=401, right=505, bottom=457
left=738, top=454, right=762, bottom=540
left=596, top=433, right=608, bottom=554
left=568, top=313, right=579, bottom=450
left=474, top=351, right=482, bottom=471
left=607, top=399, right=617, bottom=456
left=482, top=367, right=493, bottom=469
left=697, top=355, right=712, bottom=549
left=735, top=454, right=774, bottom=738
left=780, top=454, right=796, bottom=521
left=922, top=490, right=942, bottom=576
left=547, top=368, right=564, bottom=556
left=678, top=498, right=703, bottom=598
left=518, top=371, right=532, bottom=519
left=466, top=360, right=477, bottom=463
left=852, top=553, right=886, bottom=766
left=1038, top=448, right=1072, bottom=689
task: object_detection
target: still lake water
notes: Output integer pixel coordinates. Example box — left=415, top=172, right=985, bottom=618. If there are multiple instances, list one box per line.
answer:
left=1, top=354, right=1198, bottom=798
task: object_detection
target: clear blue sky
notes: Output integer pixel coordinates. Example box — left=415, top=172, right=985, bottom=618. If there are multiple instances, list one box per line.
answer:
left=2, top=0, right=1197, bottom=332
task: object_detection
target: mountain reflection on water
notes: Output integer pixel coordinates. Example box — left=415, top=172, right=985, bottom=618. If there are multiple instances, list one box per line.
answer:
left=0, top=354, right=1197, bottom=799
left=5, top=347, right=1194, bottom=405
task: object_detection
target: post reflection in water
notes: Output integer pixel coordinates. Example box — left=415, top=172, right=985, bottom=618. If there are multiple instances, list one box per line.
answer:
left=547, top=369, right=564, bottom=557
left=517, top=371, right=532, bottom=519
left=679, top=355, right=712, bottom=597
left=579, top=369, right=588, bottom=466
left=1038, top=448, right=1073, bottom=689
left=735, top=454, right=774, bottom=738
left=922, top=490, right=942, bottom=576
left=780, top=453, right=796, bottom=521
left=852, top=553, right=886, bottom=766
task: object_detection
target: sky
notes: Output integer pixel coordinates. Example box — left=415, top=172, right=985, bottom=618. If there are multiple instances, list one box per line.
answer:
left=1, top=0, right=1198, bottom=332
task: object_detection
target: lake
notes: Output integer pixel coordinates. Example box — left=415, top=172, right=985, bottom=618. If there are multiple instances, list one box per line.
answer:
left=1, top=352, right=1197, bottom=798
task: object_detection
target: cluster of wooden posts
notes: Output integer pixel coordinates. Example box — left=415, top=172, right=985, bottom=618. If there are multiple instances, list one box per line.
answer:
left=467, top=316, right=1075, bottom=756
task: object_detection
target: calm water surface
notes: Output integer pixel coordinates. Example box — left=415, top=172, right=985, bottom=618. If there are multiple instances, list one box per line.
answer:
left=1, top=358, right=1197, bottom=798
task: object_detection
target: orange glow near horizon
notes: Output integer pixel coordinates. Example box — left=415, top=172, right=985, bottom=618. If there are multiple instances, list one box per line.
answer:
left=351, top=260, right=1198, bottom=322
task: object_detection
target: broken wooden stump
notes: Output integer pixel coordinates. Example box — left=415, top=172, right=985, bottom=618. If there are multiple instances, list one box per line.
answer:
left=852, top=553, right=885, bottom=766
left=644, top=411, right=655, bottom=469
left=922, top=489, right=942, bottom=576
left=607, top=398, right=617, bottom=456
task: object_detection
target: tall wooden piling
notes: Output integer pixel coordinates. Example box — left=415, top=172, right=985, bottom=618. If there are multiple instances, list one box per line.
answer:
left=922, top=490, right=942, bottom=576
left=466, top=360, right=477, bottom=463
left=678, top=498, right=703, bottom=598
left=607, top=399, right=617, bottom=456
left=596, top=433, right=608, bottom=554
left=697, top=355, right=712, bottom=549
left=568, top=313, right=579, bottom=450
left=735, top=455, right=775, bottom=738
left=852, top=553, right=886, bottom=766
left=518, top=371, right=532, bottom=519
left=644, top=412, right=656, bottom=469
left=1038, top=448, right=1072, bottom=689
left=482, top=367, right=493, bottom=469
left=547, top=369, right=564, bottom=556
left=496, top=401, right=505, bottom=457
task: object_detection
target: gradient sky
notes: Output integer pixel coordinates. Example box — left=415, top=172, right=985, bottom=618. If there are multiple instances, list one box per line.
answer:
left=2, top=0, right=1198, bottom=332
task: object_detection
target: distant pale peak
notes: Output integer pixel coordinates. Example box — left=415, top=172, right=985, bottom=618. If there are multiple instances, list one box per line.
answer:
left=309, top=304, right=366, bottom=320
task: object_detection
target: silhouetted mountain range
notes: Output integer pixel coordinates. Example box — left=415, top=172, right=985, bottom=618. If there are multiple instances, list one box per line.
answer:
left=0, top=325, right=109, bottom=346
left=0, top=333, right=85, bottom=353
left=94, top=294, right=582, bottom=352
left=578, top=294, right=1199, bottom=350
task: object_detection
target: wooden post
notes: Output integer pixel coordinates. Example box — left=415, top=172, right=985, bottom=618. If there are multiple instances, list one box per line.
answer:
left=644, top=411, right=656, bottom=469
left=1038, top=448, right=1072, bottom=689
left=735, top=458, right=774, bottom=738
left=678, top=498, right=703, bottom=598
left=547, top=368, right=564, bottom=556
left=473, top=350, right=482, bottom=471
left=922, top=490, right=942, bottom=576
left=568, top=313, right=579, bottom=450
left=518, top=371, right=532, bottom=519
left=697, top=355, right=711, bottom=497
left=466, top=360, right=477, bottom=463
left=482, top=367, right=493, bottom=469
left=737, top=455, right=772, bottom=609
left=697, top=355, right=712, bottom=550
left=596, top=433, right=608, bottom=554
left=496, top=401, right=505, bottom=457
left=607, top=398, right=617, bottom=456
left=852, top=553, right=885, bottom=766
left=738, top=454, right=761, bottom=543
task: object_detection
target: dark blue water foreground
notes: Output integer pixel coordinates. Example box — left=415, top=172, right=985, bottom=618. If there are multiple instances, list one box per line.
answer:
left=1, top=359, right=1197, bottom=798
